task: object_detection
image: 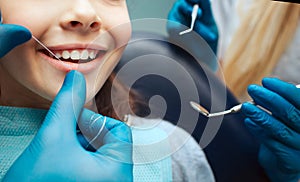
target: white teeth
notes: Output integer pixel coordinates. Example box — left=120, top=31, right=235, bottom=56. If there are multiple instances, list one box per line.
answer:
left=89, top=51, right=96, bottom=59
left=71, top=50, right=80, bottom=60
left=81, top=50, right=89, bottom=60
left=62, top=51, right=70, bottom=59
left=55, top=53, right=61, bottom=58
left=52, top=50, right=99, bottom=60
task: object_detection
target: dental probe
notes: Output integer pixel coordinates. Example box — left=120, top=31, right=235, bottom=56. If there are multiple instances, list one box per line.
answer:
left=179, top=4, right=199, bottom=35
left=190, top=84, right=300, bottom=118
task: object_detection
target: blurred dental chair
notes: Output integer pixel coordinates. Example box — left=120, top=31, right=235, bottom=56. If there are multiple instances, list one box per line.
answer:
left=114, top=31, right=270, bottom=182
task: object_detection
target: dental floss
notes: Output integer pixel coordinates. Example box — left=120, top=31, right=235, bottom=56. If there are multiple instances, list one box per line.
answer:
left=1, top=14, right=67, bottom=65
left=179, top=4, right=199, bottom=35
left=32, top=35, right=62, bottom=61
left=32, top=35, right=73, bottom=70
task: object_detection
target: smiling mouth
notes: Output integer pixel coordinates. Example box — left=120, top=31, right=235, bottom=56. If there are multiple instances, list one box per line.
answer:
left=40, top=49, right=106, bottom=63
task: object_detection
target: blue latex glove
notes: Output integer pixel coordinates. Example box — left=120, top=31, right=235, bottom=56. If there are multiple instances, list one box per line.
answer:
left=167, top=0, right=219, bottom=55
left=3, top=71, right=133, bottom=181
left=0, top=12, right=31, bottom=58
left=241, top=78, right=300, bottom=182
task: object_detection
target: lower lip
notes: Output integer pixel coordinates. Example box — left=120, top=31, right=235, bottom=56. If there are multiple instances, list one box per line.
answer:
left=38, top=52, right=105, bottom=73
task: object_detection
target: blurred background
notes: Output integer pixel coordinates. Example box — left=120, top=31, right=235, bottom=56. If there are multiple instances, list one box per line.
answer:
left=127, top=0, right=177, bottom=35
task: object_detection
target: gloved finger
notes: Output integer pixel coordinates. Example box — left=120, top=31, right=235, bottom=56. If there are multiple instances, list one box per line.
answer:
left=263, top=137, right=300, bottom=173
left=258, top=144, right=277, bottom=174
left=186, top=0, right=215, bottom=20
left=167, top=2, right=216, bottom=43
left=246, top=118, right=300, bottom=175
left=39, top=70, right=86, bottom=142
left=178, top=0, right=218, bottom=41
left=177, top=0, right=203, bottom=18
left=186, top=0, right=212, bottom=11
left=78, top=109, right=108, bottom=149
left=77, top=132, right=89, bottom=148
left=168, top=0, right=202, bottom=26
left=244, top=122, right=298, bottom=179
left=98, top=117, right=132, bottom=163
left=262, top=77, right=300, bottom=109
left=244, top=118, right=267, bottom=139
left=77, top=132, right=97, bottom=152
left=0, top=24, right=31, bottom=58
left=259, top=144, right=300, bottom=182
left=243, top=120, right=300, bottom=180
left=242, top=103, right=300, bottom=150
left=78, top=108, right=132, bottom=163
left=167, top=3, right=189, bottom=35
left=167, top=0, right=218, bottom=55
left=168, top=1, right=184, bottom=22
left=247, top=84, right=300, bottom=133
left=194, top=21, right=218, bottom=43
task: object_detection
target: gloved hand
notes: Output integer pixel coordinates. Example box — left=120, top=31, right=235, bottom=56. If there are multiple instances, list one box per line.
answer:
left=0, top=12, right=31, bottom=58
left=167, top=0, right=219, bottom=55
left=3, top=70, right=133, bottom=181
left=241, top=78, right=300, bottom=182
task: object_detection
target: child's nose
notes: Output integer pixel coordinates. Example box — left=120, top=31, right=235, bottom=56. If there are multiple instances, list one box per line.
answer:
left=60, top=2, right=101, bottom=33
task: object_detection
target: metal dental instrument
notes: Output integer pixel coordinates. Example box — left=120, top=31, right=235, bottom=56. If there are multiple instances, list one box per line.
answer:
left=179, top=4, right=199, bottom=35
left=190, top=101, right=251, bottom=117
left=190, top=84, right=300, bottom=118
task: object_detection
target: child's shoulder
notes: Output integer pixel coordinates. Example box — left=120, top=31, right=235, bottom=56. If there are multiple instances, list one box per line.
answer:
left=126, top=114, right=215, bottom=181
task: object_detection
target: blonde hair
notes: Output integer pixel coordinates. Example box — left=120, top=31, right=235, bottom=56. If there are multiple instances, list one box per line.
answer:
left=222, top=0, right=300, bottom=100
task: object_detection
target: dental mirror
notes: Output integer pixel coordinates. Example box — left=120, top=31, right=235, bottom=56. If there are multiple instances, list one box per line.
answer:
left=190, top=84, right=300, bottom=118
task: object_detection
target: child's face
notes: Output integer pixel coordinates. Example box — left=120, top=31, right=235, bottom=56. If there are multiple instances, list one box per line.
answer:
left=0, top=0, right=131, bottom=109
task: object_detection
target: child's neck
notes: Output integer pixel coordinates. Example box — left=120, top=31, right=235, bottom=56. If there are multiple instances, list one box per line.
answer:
left=0, top=76, right=51, bottom=109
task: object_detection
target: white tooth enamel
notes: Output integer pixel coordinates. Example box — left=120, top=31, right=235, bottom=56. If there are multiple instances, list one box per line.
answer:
left=81, top=50, right=89, bottom=60
left=55, top=53, right=61, bottom=58
left=62, top=51, right=70, bottom=59
left=89, top=51, right=96, bottom=59
left=71, top=50, right=80, bottom=60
